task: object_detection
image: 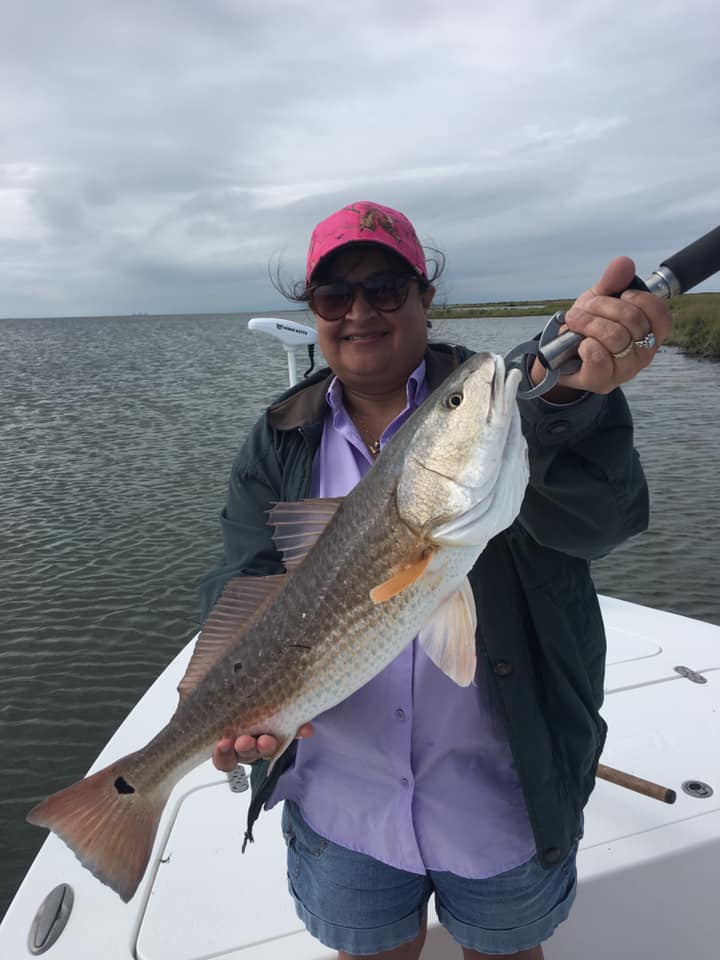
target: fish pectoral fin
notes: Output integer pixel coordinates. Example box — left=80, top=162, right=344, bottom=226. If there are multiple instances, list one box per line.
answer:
left=268, top=498, right=344, bottom=573
left=417, top=578, right=477, bottom=686
left=369, top=552, right=433, bottom=603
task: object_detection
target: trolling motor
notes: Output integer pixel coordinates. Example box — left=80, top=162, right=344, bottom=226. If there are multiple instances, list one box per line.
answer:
left=248, top=317, right=318, bottom=387
left=504, top=224, right=720, bottom=399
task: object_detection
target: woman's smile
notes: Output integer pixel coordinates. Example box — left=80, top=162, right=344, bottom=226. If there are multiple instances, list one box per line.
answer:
left=342, top=330, right=388, bottom=343
left=313, top=246, right=433, bottom=395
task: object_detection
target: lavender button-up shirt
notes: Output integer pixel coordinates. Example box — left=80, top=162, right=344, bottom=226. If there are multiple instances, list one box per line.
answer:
left=267, top=360, right=535, bottom=878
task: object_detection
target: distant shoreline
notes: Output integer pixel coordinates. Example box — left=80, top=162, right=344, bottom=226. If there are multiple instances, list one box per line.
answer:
left=430, top=292, right=720, bottom=359
left=429, top=298, right=573, bottom=320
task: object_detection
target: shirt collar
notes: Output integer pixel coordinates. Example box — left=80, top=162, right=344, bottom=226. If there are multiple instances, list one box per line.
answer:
left=325, top=358, right=428, bottom=423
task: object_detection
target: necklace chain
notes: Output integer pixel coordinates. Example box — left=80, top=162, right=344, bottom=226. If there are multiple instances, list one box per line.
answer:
left=347, top=404, right=390, bottom=459
left=350, top=413, right=382, bottom=457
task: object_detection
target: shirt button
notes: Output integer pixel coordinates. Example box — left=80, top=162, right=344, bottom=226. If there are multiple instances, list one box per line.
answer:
left=400, top=777, right=410, bottom=788
left=394, top=708, right=406, bottom=721
left=547, top=419, right=569, bottom=434
left=494, top=660, right=513, bottom=677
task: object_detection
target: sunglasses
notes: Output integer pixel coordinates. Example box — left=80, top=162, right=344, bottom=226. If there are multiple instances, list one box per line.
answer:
left=309, top=272, right=418, bottom=321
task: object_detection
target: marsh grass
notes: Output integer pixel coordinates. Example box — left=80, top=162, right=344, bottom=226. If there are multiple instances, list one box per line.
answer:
left=429, top=299, right=573, bottom=320
left=665, top=294, right=720, bottom=357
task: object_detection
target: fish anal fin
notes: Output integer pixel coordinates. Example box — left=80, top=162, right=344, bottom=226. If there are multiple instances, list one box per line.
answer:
left=27, top=756, right=172, bottom=902
left=370, top=551, right=433, bottom=603
left=417, top=578, right=477, bottom=686
left=179, top=573, right=287, bottom=702
left=268, top=498, right=344, bottom=573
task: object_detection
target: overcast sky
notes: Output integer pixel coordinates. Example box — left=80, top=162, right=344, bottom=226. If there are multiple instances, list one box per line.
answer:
left=2, top=0, right=719, bottom=318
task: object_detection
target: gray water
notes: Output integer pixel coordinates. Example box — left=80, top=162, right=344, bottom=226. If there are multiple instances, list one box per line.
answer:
left=1, top=311, right=718, bottom=919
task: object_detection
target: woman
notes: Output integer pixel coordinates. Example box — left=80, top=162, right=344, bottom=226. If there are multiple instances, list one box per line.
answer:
left=201, top=201, right=671, bottom=960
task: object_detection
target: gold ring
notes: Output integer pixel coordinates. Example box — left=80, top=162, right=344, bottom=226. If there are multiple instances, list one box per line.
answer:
left=612, top=336, right=634, bottom=360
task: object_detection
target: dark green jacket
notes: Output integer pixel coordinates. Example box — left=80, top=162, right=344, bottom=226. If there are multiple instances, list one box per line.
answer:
left=200, top=343, right=648, bottom=869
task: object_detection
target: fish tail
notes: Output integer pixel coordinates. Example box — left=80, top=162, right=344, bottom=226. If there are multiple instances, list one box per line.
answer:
left=27, top=755, right=173, bottom=902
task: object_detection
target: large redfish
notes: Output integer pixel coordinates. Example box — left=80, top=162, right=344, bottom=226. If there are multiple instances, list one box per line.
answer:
left=28, top=353, right=528, bottom=901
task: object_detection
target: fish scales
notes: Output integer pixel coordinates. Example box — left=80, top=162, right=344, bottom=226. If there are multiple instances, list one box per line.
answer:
left=26, top=352, right=529, bottom=901
left=63, top=454, right=427, bottom=805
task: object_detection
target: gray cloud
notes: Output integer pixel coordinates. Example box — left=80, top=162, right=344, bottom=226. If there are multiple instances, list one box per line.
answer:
left=1, top=0, right=719, bottom=318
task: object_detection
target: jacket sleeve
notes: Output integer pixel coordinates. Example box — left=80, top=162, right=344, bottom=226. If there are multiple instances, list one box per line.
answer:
left=198, top=415, right=286, bottom=623
left=517, top=387, right=648, bottom=560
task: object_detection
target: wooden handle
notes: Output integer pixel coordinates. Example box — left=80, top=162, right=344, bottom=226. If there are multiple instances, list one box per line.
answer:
left=597, top=763, right=676, bottom=805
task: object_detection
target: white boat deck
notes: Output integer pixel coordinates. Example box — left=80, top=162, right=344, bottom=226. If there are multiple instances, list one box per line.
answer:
left=2, top=596, right=719, bottom=959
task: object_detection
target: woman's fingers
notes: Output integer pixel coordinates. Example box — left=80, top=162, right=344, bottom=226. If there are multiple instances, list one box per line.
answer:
left=212, top=724, right=316, bottom=771
left=548, top=257, right=672, bottom=394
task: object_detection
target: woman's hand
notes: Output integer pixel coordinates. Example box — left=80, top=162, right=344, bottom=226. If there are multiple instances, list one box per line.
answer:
left=212, top=724, right=315, bottom=772
left=532, top=256, right=673, bottom=399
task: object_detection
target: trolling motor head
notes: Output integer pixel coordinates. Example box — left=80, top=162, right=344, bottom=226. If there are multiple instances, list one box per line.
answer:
left=248, top=317, right=318, bottom=348
left=248, top=317, right=318, bottom=386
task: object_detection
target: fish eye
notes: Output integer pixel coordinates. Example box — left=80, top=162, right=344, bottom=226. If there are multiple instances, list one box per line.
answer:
left=445, top=392, right=464, bottom=409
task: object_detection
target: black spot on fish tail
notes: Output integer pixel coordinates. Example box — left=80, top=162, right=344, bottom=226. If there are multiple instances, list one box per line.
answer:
left=114, top=777, right=135, bottom=795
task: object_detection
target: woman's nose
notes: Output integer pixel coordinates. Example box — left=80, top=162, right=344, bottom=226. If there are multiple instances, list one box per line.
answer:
left=344, top=283, right=377, bottom=319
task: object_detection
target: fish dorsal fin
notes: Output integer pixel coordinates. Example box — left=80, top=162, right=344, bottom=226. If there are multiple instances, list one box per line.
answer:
left=178, top=573, right=287, bottom=702
left=417, top=578, right=477, bottom=686
left=370, top=551, right=433, bottom=603
left=268, top=498, right=343, bottom=572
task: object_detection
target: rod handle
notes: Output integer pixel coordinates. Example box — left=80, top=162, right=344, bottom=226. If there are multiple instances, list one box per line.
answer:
left=661, top=225, right=720, bottom=294
left=537, top=275, right=649, bottom=372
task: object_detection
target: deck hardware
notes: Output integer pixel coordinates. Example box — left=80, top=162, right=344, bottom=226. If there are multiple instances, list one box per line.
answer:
left=28, top=883, right=74, bottom=954
left=227, top=766, right=249, bottom=793
left=681, top=780, right=714, bottom=799
left=674, top=665, right=708, bottom=684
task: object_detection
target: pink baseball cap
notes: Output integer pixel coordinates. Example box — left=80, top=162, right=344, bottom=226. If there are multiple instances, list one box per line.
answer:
left=305, top=201, right=428, bottom=283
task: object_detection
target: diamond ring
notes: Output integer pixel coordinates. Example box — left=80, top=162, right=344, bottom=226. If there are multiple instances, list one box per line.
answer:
left=633, top=332, right=657, bottom=350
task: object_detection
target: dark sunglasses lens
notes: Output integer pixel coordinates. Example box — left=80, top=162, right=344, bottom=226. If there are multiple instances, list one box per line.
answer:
left=364, top=274, right=409, bottom=311
left=311, top=282, right=352, bottom=320
left=311, top=274, right=412, bottom=319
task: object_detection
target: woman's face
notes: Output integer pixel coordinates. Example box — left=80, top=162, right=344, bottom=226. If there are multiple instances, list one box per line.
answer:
left=311, top=246, right=435, bottom=396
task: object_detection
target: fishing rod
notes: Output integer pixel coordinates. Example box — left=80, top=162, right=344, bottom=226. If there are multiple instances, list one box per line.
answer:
left=505, top=224, right=720, bottom=399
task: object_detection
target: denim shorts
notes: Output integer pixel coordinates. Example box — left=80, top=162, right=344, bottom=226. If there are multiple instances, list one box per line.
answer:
left=281, top=800, right=578, bottom=956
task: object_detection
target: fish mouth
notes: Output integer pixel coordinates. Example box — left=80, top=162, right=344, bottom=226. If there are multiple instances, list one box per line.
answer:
left=494, top=354, right=523, bottom=416
left=419, top=355, right=520, bottom=490
left=483, top=354, right=521, bottom=422
left=419, top=356, right=523, bottom=537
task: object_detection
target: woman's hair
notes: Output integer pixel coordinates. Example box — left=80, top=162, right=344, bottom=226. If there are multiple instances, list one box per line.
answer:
left=271, top=241, right=447, bottom=305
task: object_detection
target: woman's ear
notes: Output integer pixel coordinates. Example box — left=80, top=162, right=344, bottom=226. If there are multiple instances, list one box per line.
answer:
left=422, top=283, right=435, bottom=328
left=421, top=283, right=435, bottom=309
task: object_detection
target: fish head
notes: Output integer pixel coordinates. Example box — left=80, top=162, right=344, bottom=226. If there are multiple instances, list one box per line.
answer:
left=397, top=352, right=528, bottom=547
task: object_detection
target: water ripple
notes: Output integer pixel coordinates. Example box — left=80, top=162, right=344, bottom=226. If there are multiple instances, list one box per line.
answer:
left=1, top=312, right=718, bottom=917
